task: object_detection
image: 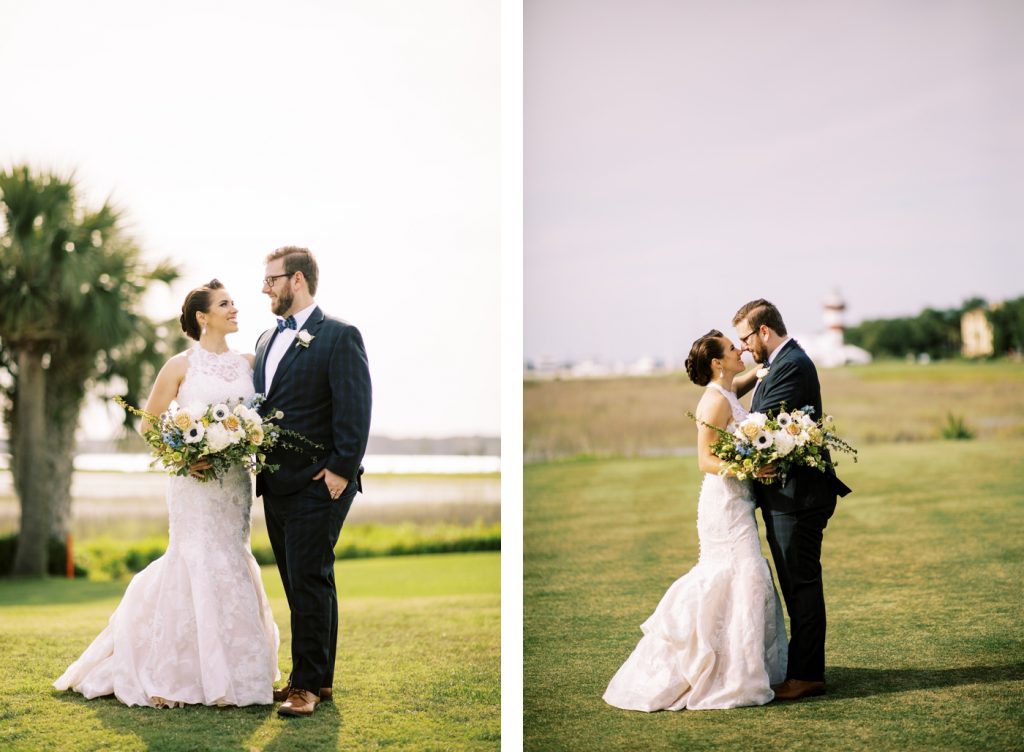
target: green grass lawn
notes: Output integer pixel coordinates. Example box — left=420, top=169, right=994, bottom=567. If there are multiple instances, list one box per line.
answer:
left=524, top=440, right=1024, bottom=751
left=0, top=552, right=499, bottom=751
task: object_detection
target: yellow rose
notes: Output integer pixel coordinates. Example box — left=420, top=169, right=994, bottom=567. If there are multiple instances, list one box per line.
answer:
left=742, top=423, right=760, bottom=440
left=786, top=423, right=801, bottom=436
left=808, top=427, right=824, bottom=444
left=223, top=415, right=241, bottom=431
left=173, top=413, right=192, bottom=430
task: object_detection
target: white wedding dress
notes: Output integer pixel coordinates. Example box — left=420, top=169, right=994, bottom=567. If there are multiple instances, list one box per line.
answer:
left=603, top=382, right=787, bottom=711
left=54, top=344, right=280, bottom=707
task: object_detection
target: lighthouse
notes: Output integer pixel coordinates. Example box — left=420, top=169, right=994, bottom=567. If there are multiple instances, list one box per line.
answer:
left=795, top=289, right=871, bottom=367
left=822, top=290, right=846, bottom=349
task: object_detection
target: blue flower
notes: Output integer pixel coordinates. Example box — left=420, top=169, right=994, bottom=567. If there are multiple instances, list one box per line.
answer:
left=801, top=405, right=815, bottom=415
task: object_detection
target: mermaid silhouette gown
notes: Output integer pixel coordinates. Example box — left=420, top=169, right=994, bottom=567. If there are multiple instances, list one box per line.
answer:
left=54, top=345, right=280, bottom=707
left=603, top=382, right=787, bottom=711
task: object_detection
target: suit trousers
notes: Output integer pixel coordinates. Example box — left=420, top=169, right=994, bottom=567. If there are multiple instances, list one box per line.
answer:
left=761, top=501, right=836, bottom=682
left=264, top=478, right=356, bottom=693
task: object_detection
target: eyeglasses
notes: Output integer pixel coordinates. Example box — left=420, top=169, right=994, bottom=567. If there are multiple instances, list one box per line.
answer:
left=739, top=329, right=759, bottom=346
left=263, top=273, right=293, bottom=288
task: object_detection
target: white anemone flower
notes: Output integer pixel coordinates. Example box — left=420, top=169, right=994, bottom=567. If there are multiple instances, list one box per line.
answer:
left=211, top=403, right=230, bottom=421
left=776, top=412, right=792, bottom=427
left=183, top=422, right=205, bottom=444
left=753, top=430, right=774, bottom=450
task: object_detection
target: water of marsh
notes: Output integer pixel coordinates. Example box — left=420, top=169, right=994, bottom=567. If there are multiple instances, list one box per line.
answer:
left=0, top=470, right=500, bottom=541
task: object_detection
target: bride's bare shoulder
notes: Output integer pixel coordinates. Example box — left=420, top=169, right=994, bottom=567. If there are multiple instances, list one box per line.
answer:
left=241, top=353, right=255, bottom=368
left=150, top=351, right=190, bottom=387
left=694, top=388, right=730, bottom=424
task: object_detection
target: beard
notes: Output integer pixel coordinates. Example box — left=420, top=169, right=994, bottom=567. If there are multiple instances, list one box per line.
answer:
left=271, top=286, right=294, bottom=316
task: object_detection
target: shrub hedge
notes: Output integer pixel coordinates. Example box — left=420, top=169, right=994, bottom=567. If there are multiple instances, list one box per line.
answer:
left=0, top=521, right=500, bottom=580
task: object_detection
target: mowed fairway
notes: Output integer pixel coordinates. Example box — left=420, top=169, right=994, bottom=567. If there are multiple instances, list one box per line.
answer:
left=524, top=362, right=1024, bottom=751
left=0, top=552, right=500, bottom=752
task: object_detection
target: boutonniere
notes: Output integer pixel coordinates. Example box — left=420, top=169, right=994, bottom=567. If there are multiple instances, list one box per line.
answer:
left=295, top=330, right=314, bottom=349
left=756, top=366, right=770, bottom=380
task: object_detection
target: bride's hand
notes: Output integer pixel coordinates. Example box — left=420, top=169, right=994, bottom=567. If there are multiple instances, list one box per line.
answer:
left=754, top=463, right=778, bottom=479
left=189, top=459, right=212, bottom=479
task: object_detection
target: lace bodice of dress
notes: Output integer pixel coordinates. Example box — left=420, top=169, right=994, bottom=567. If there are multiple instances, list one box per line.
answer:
left=706, top=382, right=748, bottom=427
left=176, top=344, right=255, bottom=407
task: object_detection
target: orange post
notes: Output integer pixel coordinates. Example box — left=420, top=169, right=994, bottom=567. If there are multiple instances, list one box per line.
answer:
left=66, top=534, right=74, bottom=578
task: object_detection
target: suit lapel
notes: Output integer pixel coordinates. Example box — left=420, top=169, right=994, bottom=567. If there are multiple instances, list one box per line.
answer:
left=268, top=307, right=325, bottom=397
left=254, top=328, right=277, bottom=394
left=753, top=339, right=799, bottom=412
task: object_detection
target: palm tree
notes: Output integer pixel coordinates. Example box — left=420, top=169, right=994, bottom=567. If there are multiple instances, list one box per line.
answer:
left=0, top=166, right=178, bottom=576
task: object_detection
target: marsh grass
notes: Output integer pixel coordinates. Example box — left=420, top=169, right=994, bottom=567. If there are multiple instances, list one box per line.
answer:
left=524, top=360, right=1024, bottom=460
left=523, top=440, right=1024, bottom=751
left=0, top=552, right=500, bottom=751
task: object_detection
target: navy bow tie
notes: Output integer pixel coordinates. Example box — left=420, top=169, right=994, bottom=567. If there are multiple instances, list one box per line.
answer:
left=276, top=315, right=297, bottom=333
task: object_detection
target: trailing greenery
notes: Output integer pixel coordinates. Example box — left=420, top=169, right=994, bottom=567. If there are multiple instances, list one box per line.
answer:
left=0, top=521, right=500, bottom=580
left=524, top=441, right=1024, bottom=751
left=0, top=552, right=500, bottom=751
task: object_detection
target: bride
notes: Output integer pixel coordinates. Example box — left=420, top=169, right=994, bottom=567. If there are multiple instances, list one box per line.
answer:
left=54, top=279, right=279, bottom=708
left=603, top=329, right=786, bottom=711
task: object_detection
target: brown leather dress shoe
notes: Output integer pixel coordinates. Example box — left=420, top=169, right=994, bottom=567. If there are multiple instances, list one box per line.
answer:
left=277, top=688, right=320, bottom=717
left=273, top=684, right=333, bottom=703
left=772, top=678, right=826, bottom=701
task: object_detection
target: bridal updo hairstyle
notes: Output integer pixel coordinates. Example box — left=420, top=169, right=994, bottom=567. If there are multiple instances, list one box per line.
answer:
left=179, top=279, right=225, bottom=340
left=685, top=329, right=725, bottom=386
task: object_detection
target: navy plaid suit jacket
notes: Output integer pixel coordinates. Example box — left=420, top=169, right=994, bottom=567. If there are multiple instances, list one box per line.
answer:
left=253, top=307, right=371, bottom=497
left=751, top=339, right=850, bottom=510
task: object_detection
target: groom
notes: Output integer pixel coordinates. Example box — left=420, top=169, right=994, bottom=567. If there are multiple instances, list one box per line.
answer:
left=254, top=246, right=372, bottom=717
left=733, top=299, right=851, bottom=702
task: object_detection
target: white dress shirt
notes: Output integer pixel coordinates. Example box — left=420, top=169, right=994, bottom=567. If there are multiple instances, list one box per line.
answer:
left=264, top=301, right=318, bottom=390
left=767, top=336, right=793, bottom=366
left=752, top=336, right=793, bottom=402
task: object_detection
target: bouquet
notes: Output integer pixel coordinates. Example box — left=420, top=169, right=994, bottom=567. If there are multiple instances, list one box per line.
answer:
left=688, top=405, right=857, bottom=484
left=116, top=394, right=320, bottom=482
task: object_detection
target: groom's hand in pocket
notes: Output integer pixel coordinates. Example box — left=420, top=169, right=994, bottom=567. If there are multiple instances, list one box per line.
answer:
left=313, top=468, right=350, bottom=500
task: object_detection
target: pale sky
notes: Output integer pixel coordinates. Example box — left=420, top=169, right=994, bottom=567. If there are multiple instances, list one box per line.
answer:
left=526, top=0, right=1024, bottom=363
left=1, top=0, right=499, bottom=438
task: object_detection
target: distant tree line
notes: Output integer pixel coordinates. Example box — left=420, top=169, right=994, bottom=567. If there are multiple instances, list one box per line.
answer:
left=844, top=295, right=1024, bottom=359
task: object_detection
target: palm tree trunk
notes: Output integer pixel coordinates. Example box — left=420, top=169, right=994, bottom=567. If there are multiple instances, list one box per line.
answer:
left=12, top=350, right=51, bottom=576
left=47, top=418, right=75, bottom=540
